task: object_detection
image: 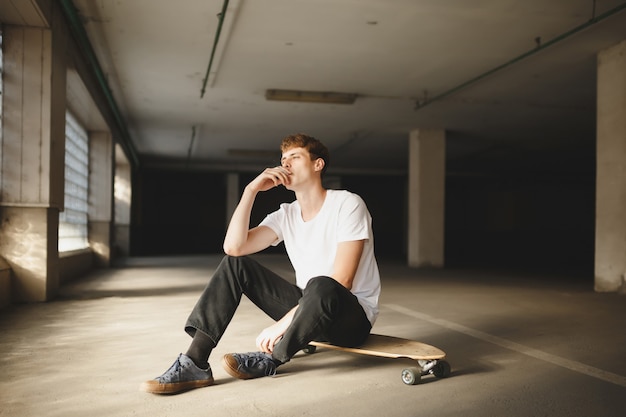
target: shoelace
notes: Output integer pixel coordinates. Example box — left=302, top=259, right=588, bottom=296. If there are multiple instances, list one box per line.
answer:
left=158, top=356, right=185, bottom=382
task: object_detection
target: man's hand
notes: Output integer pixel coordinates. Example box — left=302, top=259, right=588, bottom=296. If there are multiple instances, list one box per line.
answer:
left=248, top=166, right=291, bottom=193
left=256, top=321, right=288, bottom=353
left=256, top=307, right=297, bottom=353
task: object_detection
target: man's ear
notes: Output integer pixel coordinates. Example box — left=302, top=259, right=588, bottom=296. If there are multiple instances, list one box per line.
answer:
left=314, top=158, right=325, bottom=172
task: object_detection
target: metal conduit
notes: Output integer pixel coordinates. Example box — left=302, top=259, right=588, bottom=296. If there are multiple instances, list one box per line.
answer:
left=200, top=0, right=230, bottom=98
left=60, top=0, right=140, bottom=168
left=415, top=2, right=626, bottom=110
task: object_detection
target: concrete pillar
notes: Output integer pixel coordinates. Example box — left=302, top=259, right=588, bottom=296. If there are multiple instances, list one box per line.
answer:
left=0, top=22, right=67, bottom=302
left=114, top=145, right=132, bottom=258
left=595, top=40, right=626, bottom=293
left=407, top=129, right=446, bottom=268
left=88, top=131, right=114, bottom=267
left=226, top=173, right=239, bottom=226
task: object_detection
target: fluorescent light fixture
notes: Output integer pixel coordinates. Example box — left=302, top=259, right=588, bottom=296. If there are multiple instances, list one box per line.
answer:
left=228, top=149, right=279, bottom=158
left=265, top=89, right=358, bottom=104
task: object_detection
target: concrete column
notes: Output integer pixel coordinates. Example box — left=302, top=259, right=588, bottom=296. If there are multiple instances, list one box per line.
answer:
left=407, top=129, right=446, bottom=268
left=114, top=146, right=132, bottom=258
left=226, top=173, right=239, bottom=226
left=0, top=22, right=67, bottom=302
left=595, top=40, right=626, bottom=293
left=88, top=131, right=114, bottom=267
left=0, top=207, right=59, bottom=301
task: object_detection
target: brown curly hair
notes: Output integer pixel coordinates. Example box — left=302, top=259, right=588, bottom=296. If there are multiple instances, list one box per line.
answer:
left=280, top=133, right=329, bottom=175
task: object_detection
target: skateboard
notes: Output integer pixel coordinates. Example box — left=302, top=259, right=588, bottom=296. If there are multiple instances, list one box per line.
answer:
left=304, top=334, right=451, bottom=385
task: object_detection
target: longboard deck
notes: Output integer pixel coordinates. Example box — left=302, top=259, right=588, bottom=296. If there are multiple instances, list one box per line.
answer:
left=309, top=334, right=446, bottom=360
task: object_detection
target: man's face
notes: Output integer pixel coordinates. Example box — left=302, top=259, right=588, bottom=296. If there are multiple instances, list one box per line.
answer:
left=280, top=147, right=321, bottom=189
left=281, top=147, right=309, bottom=172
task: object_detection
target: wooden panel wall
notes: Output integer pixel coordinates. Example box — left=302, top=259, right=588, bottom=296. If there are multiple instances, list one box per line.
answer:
left=1, top=22, right=66, bottom=208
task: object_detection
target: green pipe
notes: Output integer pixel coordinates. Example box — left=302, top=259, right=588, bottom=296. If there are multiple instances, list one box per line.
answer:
left=59, top=0, right=140, bottom=168
left=200, top=0, right=230, bottom=98
left=415, top=2, right=626, bottom=110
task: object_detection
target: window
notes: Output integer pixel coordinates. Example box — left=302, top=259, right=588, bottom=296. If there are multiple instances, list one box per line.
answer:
left=59, top=111, right=89, bottom=252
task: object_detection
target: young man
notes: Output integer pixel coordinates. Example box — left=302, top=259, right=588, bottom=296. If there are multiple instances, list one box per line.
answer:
left=141, top=133, right=381, bottom=394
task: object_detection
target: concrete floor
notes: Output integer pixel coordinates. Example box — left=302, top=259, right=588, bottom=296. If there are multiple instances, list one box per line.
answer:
left=1, top=254, right=625, bottom=417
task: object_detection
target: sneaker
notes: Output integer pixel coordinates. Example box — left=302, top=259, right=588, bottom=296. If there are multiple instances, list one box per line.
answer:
left=140, top=353, right=214, bottom=394
left=222, top=352, right=279, bottom=380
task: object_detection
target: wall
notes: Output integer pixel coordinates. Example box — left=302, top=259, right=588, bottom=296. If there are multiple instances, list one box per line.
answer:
left=0, top=258, right=10, bottom=309
left=131, top=169, right=227, bottom=255
left=59, top=249, right=94, bottom=284
left=0, top=0, right=124, bottom=306
left=445, top=171, right=595, bottom=275
left=129, top=166, right=596, bottom=280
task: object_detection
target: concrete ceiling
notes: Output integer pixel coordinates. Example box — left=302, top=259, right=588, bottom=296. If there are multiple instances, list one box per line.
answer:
left=68, top=0, right=626, bottom=174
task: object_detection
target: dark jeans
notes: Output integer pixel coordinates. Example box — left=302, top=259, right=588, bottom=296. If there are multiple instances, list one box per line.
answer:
left=185, top=255, right=372, bottom=363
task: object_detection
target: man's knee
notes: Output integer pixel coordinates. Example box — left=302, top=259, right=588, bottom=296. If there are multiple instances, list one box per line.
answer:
left=303, top=276, right=343, bottom=298
left=213, top=255, right=251, bottom=288
left=218, top=254, right=253, bottom=271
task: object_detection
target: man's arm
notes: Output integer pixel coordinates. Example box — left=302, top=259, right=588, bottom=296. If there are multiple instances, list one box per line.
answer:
left=222, top=187, right=277, bottom=256
left=223, top=166, right=290, bottom=256
left=331, top=239, right=365, bottom=289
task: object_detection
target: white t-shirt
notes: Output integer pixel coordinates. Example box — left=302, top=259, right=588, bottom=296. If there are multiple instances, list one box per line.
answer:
left=259, top=189, right=381, bottom=325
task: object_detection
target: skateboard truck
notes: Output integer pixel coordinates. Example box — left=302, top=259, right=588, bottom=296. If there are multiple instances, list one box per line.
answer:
left=401, top=359, right=452, bottom=385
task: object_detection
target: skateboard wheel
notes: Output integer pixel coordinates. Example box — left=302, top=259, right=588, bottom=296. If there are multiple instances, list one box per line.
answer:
left=401, top=367, right=421, bottom=385
left=302, top=345, right=317, bottom=354
left=432, top=360, right=451, bottom=378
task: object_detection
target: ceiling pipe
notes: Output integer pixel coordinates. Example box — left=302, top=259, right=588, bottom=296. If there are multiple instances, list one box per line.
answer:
left=59, top=0, right=140, bottom=168
left=415, top=2, right=626, bottom=110
left=200, top=0, right=230, bottom=98
left=186, top=126, right=197, bottom=168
